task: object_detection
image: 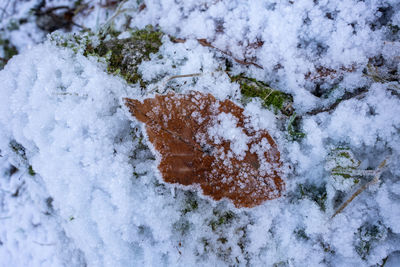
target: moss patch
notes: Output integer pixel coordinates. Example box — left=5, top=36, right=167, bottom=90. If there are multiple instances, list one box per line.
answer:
left=297, top=183, right=327, bottom=211
left=181, top=191, right=199, bottom=214
left=287, top=112, right=306, bottom=141
left=230, top=74, right=293, bottom=115
left=28, top=165, right=36, bottom=176
left=86, top=26, right=162, bottom=85
left=294, top=227, right=310, bottom=241
left=355, top=221, right=387, bottom=260
left=209, top=210, right=235, bottom=231
left=52, top=26, right=163, bottom=86
left=9, top=140, right=27, bottom=161
left=0, top=37, right=18, bottom=69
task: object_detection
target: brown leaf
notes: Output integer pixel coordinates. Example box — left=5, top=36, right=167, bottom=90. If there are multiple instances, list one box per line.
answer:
left=124, top=91, right=284, bottom=208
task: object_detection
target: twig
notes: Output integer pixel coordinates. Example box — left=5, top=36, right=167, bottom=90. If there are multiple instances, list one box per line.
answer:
left=331, top=157, right=389, bottom=219
left=148, top=73, right=204, bottom=94
left=0, top=0, right=11, bottom=22
left=52, top=92, right=87, bottom=97
left=172, top=37, right=263, bottom=69
left=263, top=90, right=273, bottom=101
left=71, top=20, right=89, bottom=31
left=165, top=73, right=202, bottom=82
left=283, top=103, right=293, bottom=113
left=0, top=7, right=9, bottom=21
left=306, top=87, right=368, bottom=116
left=101, top=0, right=129, bottom=31
left=74, top=2, right=90, bottom=16
left=40, top=5, right=70, bottom=14
left=197, top=39, right=263, bottom=69
left=33, top=241, right=55, bottom=246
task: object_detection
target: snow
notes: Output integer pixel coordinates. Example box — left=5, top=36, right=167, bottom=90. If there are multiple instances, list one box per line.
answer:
left=0, top=0, right=400, bottom=266
left=207, top=112, right=250, bottom=159
left=0, top=157, right=84, bottom=266
left=377, top=181, right=400, bottom=234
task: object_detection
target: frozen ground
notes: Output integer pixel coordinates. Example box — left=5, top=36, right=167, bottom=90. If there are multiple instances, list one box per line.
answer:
left=0, top=0, right=399, bottom=266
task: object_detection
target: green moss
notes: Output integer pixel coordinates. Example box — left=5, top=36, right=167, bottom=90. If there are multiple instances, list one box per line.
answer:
left=182, top=192, right=199, bottom=214
left=388, top=24, right=400, bottom=35
left=52, top=25, right=163, bottom=86
left=298, top=183, right=327, bottom=211
left=9, top=141, right=36, bottom=176
left=230, top=74, right=293, bottom=115
left=217, top=237, right=228, bottom=244
left=287, top=113, right=306, bottom=141
left=0, top=37, right=18, bottom=69
left=201, top=238, right=210, bottom=252
left=6, top=20, right=20, bottom=31
left=86, top=26, right=163, bottom=85
left=294, top=227, right=310, bottom=241
left=331, top=172, right=352, bottom=179
left=330, top=148, right=360, bottom=168
left=273, top=260, right=289, bottom=267
left=9, top=140, right=27, bottom=161
left=28, top=165, right=36, bottom=176
left=320, top=241, right=335, bottom=254
left=209, top=210, right=235, bottom=231
left=173, top=219, right=191, bottom=235
left=355, top=221, right=387, bottom=260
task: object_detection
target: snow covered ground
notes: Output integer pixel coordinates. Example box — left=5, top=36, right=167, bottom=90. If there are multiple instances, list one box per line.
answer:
left=0, top=0, right=399, bottom=266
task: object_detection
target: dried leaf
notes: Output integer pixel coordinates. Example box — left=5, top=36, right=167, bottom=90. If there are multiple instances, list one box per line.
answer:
left=124, top=91, right=284, bottom=208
